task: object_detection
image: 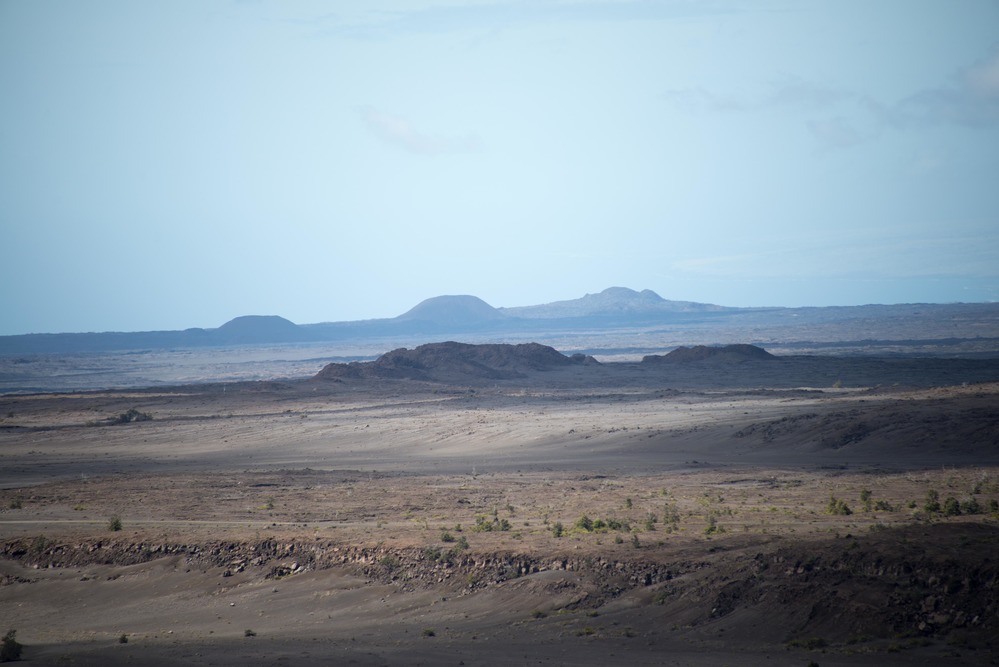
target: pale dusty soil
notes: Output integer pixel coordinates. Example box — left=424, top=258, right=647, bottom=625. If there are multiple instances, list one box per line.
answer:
left=1, top=363, right=998, bottom=665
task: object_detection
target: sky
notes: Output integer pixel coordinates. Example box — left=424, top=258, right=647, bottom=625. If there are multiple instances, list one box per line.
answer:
left=1, top=0, right=998, bottom=335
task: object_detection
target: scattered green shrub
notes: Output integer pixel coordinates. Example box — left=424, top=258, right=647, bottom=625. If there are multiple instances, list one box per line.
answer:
left=960, top=498, right=982, bottom=515
left=473, top=515, right=510, bottom=532
left=827, top=496, right=852, bottom=516
left=860, top=489, right=872, bottom=512
left=108, top=515, right=123, bottom=532
left=924, top=490, right=941, bottom=513
left=1, top=629, right=23, bottom=662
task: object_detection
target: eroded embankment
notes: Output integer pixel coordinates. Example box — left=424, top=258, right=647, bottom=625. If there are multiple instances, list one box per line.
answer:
left=3, top=522, right=998, bottom=646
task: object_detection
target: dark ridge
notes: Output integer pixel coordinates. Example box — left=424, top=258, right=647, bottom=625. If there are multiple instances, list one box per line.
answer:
left=643, top=344, right=776, bottom=364
left=314, top=341, right=591, bottom=382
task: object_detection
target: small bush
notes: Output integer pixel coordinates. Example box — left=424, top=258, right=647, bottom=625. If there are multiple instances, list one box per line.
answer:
left=551, top=522, right=564, bottom=538
left=1, top=629, right=23, bottom=662
left=574, top=515, right=593, bottom=532
left=531, top=610, right=547, bottom=619
left=943, top=497, right=961, bottom=516
left=108, top=515, right=122, bottom=532
left=118, top=633, right=128, bottom=644
left=441, top=531, right=455, bottom=543
left=860, top=489, right=872, bottom=512
left=110, top=408, right=153, bottom=425
left=961, top=498, right=982, bottom=515
left=924, top=490, right=941, bottom=513
left=605, top=517, right=629, bottom=531
left=421, top=628, right=435, bottom=637
left=473, top=515, right=511, bottom=532
left=8, top=499, right=22, bottom=510
left=244, top=629, right=256, bottom=637
left=786, top=636, right=827, bottom=650
left=827, top=496, right=852, bottom=516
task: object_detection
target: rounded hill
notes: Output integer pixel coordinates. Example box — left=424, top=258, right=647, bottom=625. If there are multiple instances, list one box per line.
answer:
left=396, top=295, right=507, bottom=328
left=214, top=315, right=300, bottom=344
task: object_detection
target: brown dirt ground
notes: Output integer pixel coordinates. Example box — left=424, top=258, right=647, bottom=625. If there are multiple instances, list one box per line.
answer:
left=1, top=364, right=998, bottom=665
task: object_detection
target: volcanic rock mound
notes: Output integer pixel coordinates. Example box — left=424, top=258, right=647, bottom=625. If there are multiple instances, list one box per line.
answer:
left=315, top=341, right=591, bottom=382
left=643, top=344, right=776, bottom=364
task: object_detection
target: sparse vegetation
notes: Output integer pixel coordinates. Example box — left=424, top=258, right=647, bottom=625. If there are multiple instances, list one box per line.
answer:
left=860, top=488, right=872, bottom=512
left=244, top=629, right=256, bottom=637
left=786, top=637, right=828, bottom=650
left=1, top=629, right=22, bottom=662
left=108, top=515, right=122, bottom=531
left=473, top=514, right=511, bottom=532
left=826, top=496, right=852, bottom=516
left=924, top=490, right=941, bottom=513
left=88, top=408, right=153, bottom=427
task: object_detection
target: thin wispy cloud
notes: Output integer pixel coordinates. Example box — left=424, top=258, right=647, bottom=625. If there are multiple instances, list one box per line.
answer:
left=893, top=45, right=999, bottom=129
left=663, top=46, right=999, bottom=150
left=361, top=107, right=482, bottom=156
left=806, top=117, right=869, bottom=151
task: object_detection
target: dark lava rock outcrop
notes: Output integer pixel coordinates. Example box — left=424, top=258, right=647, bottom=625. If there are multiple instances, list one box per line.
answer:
left=315, top=341, right=594, bottom=382
left=643, top=344, right=776, bottom=364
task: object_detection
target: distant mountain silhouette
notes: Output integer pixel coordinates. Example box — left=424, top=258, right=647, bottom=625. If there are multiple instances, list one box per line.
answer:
left=3, top=288, right=997, bottom=355
left=500, top=287, right=728, bottom=319
left=214, top=315, right=301, bottom=344
left=396, top=295, right=507, bottom=328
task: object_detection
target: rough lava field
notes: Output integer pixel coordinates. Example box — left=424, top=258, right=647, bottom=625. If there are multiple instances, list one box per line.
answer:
left=2, top=340, right=999, bottom=666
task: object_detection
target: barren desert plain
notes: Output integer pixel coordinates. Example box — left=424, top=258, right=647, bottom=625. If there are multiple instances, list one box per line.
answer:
left=2, top=337, right=999, bottom=665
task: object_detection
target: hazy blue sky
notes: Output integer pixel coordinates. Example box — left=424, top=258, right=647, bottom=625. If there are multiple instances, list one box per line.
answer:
left=2, top=1, right=998, bottom=334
